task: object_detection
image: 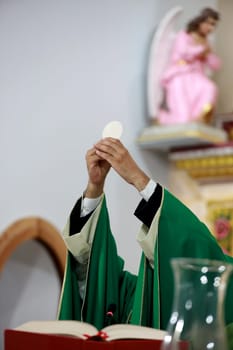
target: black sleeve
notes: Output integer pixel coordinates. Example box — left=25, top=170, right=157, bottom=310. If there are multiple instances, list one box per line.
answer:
left=134, top=184, right=163, bottom=228
left=69, top=197, right=94, bottom=236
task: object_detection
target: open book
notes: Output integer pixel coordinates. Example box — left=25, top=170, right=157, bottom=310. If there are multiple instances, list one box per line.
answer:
left=15, top=320, right=166, bottom=342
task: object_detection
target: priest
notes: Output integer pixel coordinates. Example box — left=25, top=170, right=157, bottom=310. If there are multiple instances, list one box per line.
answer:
left=57, top=137, right=233, bottom=331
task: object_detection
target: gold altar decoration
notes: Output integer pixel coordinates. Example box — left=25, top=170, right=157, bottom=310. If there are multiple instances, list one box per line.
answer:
left=169, top=144, right=233, bottom=181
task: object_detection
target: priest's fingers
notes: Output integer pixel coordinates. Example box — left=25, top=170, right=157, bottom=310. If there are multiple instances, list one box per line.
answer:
left=94, top=138, right=149, bottom=191
left=94, top=138, right=125, bottom=158
left=86, top=147, right=103, bottom=164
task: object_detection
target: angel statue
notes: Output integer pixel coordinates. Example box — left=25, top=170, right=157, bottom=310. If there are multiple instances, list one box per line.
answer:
left=147, top=7, right=221, bottom=125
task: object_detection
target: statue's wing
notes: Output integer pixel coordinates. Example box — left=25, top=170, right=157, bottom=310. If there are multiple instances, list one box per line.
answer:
left=147, top=6, right=183, bottom=120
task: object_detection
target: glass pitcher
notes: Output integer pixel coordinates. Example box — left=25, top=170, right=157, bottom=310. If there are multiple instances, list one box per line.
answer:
left=161, top=257, right=233, bottom=350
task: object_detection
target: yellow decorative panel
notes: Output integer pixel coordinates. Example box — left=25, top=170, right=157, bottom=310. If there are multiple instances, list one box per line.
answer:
left=207, top=200, right=233, bottom=256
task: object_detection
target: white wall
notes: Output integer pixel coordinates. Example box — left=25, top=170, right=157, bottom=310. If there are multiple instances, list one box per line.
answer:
left=215, top=0, right=233, bottom=112
left=0, top=0, right=164, bottom=276
left=0, top=0, right=219, bottom=343
left=0, top=0, right=218, bottom=274
left=0, top=240, right=61, bottom=349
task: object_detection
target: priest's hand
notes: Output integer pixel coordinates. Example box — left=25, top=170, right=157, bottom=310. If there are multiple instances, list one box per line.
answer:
left=84, top=146, right=111, bottom=198
left=94, top=138, right=150, bottom=191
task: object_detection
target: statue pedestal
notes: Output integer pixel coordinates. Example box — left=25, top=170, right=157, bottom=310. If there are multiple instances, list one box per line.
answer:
left=137, top=122, right=227, bottom=151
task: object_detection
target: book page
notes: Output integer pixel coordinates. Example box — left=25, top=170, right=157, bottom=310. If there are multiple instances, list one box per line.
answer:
left=15, top=320, right=98, bottom=339
left=14, top=320, right=167, bottom=342
left=102, top=323, right=166, bottom=341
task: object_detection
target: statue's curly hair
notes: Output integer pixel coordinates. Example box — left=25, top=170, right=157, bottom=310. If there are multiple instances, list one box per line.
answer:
left=186, top=8, right=220, bottom=33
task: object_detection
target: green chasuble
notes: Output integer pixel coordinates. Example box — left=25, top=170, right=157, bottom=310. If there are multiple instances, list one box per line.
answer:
left=58, top=188, right=233, bottom=331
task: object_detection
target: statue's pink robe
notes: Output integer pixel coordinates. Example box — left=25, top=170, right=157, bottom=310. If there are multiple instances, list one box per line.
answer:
left=158, top=30, right=221, bottom=124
